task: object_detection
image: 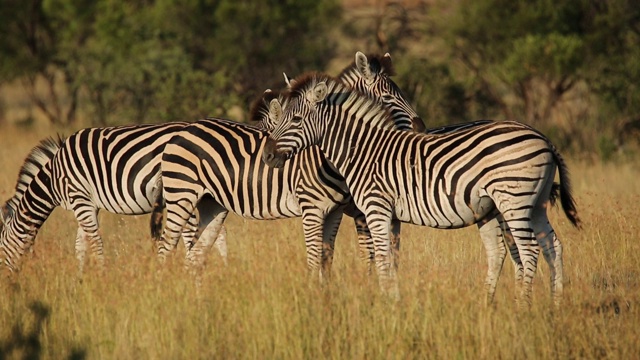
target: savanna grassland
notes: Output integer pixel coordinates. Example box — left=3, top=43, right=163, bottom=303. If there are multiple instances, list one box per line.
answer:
left=0, top=127, right=638, bottom=359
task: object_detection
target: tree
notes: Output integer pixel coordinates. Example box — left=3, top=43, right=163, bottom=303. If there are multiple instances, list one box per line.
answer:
left=0, top=0, right=79, bottom=125
left=439, top=0, right=594, bottom=126
left=179, top=0, right=342, bottom=105
left=1, top=0, right=343, bottom=126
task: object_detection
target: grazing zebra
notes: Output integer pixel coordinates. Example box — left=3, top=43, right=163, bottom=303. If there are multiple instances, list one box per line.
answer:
left=0, top=124, right=227, bottom=274
left=262, top=72, right=580, bottom=307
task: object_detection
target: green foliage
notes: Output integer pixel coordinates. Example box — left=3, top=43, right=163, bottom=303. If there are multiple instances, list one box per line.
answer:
left=1, top=0, right=639, bottom=158
left=204, top=0, right=341, bottom=103
left=438, top=0, right=639, bottom=130
left=0, top=0, right=52, bottom=80
left=394, top=57, right=469, bottom=126
left=0, top=0, right=341, bottom=125
left=501, top=33, right=583, bottom=85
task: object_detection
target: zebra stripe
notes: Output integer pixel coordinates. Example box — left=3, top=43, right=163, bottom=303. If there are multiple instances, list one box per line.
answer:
left=329, top=52, right=524, bottom=305
left=155, top=117, right=350, bottom=280
left=263, top=72, right=580, bottom=308
left=0, top=123, right=226, bottom=274
left=154, top=54, right=429, bottom=278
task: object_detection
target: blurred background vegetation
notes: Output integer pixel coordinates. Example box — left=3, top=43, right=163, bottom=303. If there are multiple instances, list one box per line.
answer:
left=0, top=0, right=638, bottom=161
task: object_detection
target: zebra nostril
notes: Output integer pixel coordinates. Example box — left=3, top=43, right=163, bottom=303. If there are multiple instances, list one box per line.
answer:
left=262, top=151, right=274, bottom=164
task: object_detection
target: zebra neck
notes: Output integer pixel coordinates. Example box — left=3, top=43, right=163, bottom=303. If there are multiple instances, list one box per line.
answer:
left=10, top=168, right=58, bottom=237
left=319, top=118, right=398, bottom=179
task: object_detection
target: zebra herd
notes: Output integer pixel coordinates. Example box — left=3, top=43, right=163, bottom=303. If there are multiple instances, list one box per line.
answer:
left=0, top=52, right=580, bottom=308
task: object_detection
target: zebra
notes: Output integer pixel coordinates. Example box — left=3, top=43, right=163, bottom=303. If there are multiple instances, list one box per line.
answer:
left=262, top=72, right=580, bottom=307
left=154, top=115, right=349, bottom=279
left=153, top=51, right=491, bottom=279
left=336, top=52, right=569, bottom=306
left=151, top=51, right=432, bottom=279
left=283, top=53, right=504, bottom=275
left=327, top=51, right=530, bottom=305
left=0, top=123, right=228, bottom=275
left=150, top=50, right=531, bottom=290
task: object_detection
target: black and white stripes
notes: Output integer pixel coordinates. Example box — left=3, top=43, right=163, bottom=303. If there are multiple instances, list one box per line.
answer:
left=0, top=123, right=226, bottom=273
left=263, top=72, right=580, bottom=307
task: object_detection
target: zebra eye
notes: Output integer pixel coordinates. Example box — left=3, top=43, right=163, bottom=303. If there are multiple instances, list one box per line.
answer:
left=382, top=94, right=394, bottom=102
left=291, top=115, right=303, bottom=125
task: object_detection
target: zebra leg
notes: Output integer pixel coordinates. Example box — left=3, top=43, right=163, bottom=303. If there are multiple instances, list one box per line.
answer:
left=496, top=213, right=525, bottom=307
left=365, top=208, right=398, bottom=299
left=158, top=196, right=198, bottom=264
left=390, top=218, right=401, bottom=272
left=191, top=197, right=229, bottom=264
left=301, top=207, right=328, bottom=281
left=351, top=206, right=400, bottom=275
left=185, top=197, right=229, bottom=275
left=477, top=214, right=508, bottom=306
left=496, top=201, right=542, bottom=310
left=211, top=226, right=228, bottom=266
left=532, top=207, right=564, bottom=308
left=73, top=205, right=104, bottom=273
left=506, top=221, right=539, bottom=309
left=319, top=207, right=345, bottom=282
left=74, top=227, right=89, bottom=276
left=498, top=214, right=524, bottom=284
left=181, top=211, right=199, bottom=252
left=353, top=210, right=374, bottom=275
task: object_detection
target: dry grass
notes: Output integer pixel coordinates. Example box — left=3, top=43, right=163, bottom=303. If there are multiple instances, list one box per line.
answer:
left=1, top=126, right=638, bottom=359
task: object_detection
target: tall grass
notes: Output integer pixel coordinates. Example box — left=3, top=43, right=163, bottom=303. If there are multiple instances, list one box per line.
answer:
left=1, top=127, right=638, bottom=359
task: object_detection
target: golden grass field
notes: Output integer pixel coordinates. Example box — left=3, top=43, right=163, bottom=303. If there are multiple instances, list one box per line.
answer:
left=0, top=126, right=638, bottom=359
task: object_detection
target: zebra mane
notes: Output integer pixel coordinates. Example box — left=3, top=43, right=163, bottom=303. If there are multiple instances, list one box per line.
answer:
left=249, top=89, right=288, bottom=131
left=337, top=53, right=396, bottom=79
left=287, top=71, right=395, bottom=130
left=5, top=135, right=65, bottom=214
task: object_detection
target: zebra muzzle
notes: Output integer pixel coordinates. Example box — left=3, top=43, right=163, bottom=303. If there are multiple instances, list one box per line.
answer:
left=262, top=137, right=290, bottom=168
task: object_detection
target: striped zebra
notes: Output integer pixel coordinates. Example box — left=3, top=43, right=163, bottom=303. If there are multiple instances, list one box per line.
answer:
left=329, top=52, right=530, bottom=305
left=154, top=116, right=349, bottom=279
left=152, top=52, right=429, bottom=278
left=262, top=72, right=580, bottom=307
left=0, top=123, right=228, bottom=275
left=284, top=53, right=503, bottom=274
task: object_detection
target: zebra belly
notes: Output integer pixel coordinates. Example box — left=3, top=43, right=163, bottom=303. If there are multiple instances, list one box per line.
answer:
left=391, top=170, right=495, bottom=229
left=229, top=195, right=301, bottom=220
left=58, top=179, right=158, bottom=216
left=394, top=193, right=494, bottom=229
left=206, top=187, right=302, bottom=220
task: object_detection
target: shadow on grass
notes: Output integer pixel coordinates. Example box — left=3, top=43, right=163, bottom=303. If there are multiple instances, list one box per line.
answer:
left=0, top=301, right=86, bottom=360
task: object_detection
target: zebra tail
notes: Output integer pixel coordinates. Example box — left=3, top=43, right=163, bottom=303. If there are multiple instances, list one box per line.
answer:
left=150, top=191, right=164, bottom=241
left=551, top=145, right=582, bottom=229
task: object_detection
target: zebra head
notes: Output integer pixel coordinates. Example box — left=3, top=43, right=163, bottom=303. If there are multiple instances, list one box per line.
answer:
left=338, top=51, right=424, bottom=132
left=263, top=72, right=395, bottom=169
left=0, top=135, right=62, bottom=241
left=249, top=89, right=286, bottom=131
left=263, top=73, right=330, bottom=168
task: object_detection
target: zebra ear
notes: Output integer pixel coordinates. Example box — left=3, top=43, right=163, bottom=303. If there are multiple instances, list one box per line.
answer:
left=384, top=52, right=392, bottom=61
left=269, top=98, right=283, bottom=124
left=355, top=51, right=374, bottom=84
left=307, top=82, right=328, bottom=103
left=283, top=73, right=296, bottom=89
